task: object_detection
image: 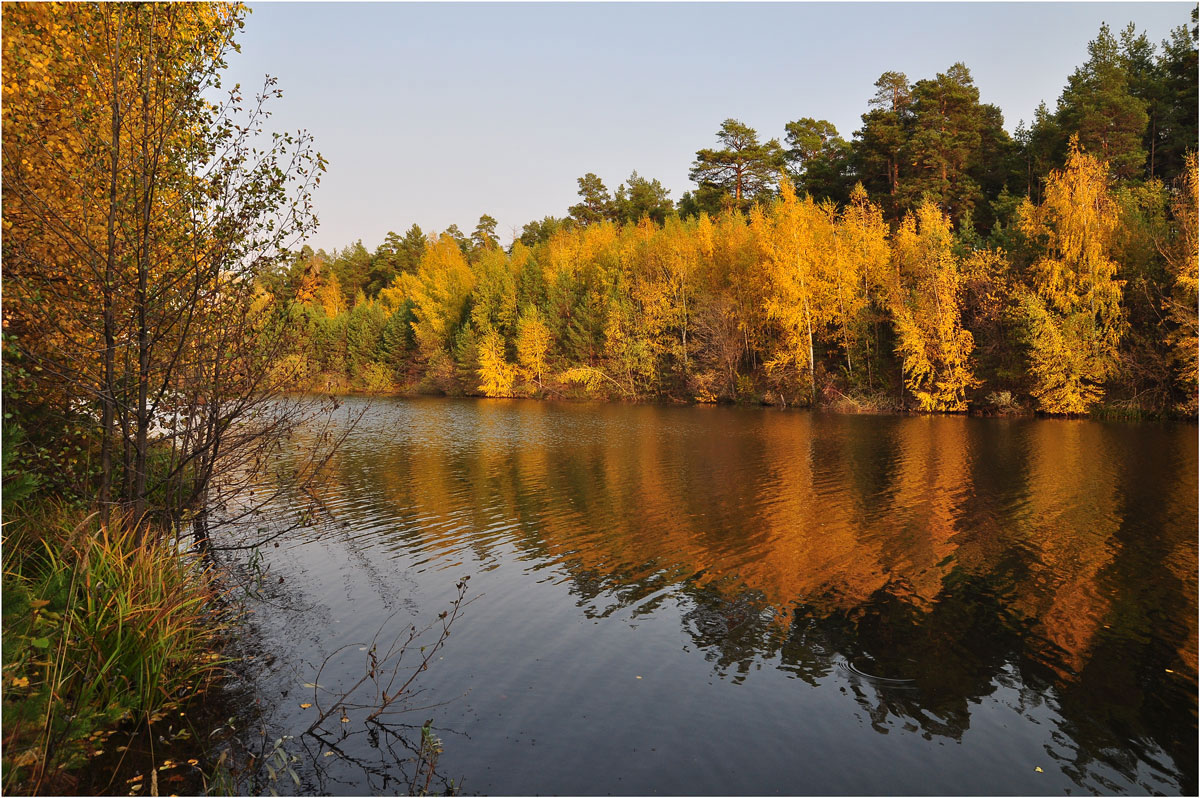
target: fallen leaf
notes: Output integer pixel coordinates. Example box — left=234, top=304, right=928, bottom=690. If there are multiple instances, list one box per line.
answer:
left=323, top=751, right=335, bottom=757
left=635, top=676, right=642, bottom=680
left=1035, top=767, right=1043, bottom=773
left=299, top=703, right=312, bottom=709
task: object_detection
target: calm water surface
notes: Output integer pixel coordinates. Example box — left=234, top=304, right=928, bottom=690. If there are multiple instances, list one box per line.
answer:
left=221, top=397, right=1197, bottom=795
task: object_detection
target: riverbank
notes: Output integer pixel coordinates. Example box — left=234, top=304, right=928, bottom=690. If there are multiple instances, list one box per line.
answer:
left=0, top=503, right=230, bottom=795
left=289, top=371, right=1197, bottom=422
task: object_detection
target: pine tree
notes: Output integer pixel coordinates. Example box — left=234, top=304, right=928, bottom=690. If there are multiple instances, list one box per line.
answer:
left=784, top=118, right=852, bottom=204
left=852, top=71, right=912, bottom=215
left=1056, top=23, right=1149, bottom=181
left=569, top=173, right=616, bottom=227
left=689, top=119, right=785, bottom=211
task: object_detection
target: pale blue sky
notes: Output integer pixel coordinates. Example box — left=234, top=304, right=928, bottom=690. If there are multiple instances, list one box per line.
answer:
left=223, top=2, right=1195, bottom=252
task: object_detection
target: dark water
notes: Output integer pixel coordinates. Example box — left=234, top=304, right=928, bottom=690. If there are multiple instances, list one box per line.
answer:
left=220, top=397, right=1198, bottom=796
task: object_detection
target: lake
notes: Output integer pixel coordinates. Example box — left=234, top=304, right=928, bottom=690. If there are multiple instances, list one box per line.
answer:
left=218, top=397, right=1197, bottom=795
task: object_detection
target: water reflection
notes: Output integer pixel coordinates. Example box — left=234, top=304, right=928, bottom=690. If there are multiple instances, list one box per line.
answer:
left=243, top=398, right=1196, bottom=795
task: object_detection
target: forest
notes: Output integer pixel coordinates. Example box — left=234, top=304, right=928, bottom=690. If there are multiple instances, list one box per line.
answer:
left=265, top=13, right=1198, bottom=417
left=0, top=3, right=1196, bottom=794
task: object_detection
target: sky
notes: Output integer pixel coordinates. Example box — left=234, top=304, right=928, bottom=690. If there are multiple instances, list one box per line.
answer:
left=222, top=2, right=1196, bottom=252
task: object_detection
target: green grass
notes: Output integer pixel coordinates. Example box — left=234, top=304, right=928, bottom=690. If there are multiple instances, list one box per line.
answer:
left=2, top=506, right=227, bottom=795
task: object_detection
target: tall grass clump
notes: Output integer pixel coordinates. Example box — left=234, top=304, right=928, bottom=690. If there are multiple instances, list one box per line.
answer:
left=2, top=507, right=227, bottom=794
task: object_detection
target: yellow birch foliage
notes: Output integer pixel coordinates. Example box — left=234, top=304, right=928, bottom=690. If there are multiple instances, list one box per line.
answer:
left=888, top=202, right=979, bottom=411
left=515, top=308, right=552, bottom=384
left=1018, top=140, right=1125, bottom=414
left=757, top=179, right=825, bottom=397
left=315, top=270, right=346, bottom=317
left=399, top=234, right=476, bottom=360
left=815, top=190, right=878, bottom=376
left=2, top=4, right=235, bottom=413
left=476, top=327, right=517, bottom=397
left=829, top=185, right=892, bottom=382
left=1164, top=153, right=1199, bottom=405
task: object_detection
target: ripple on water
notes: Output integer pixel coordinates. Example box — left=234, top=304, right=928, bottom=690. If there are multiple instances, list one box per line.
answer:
left=221, top=397, right=1198, bottom=796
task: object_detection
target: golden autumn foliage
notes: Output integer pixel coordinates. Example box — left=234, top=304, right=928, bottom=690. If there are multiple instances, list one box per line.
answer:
left=515, top=308, right=553, bottom=384
left=3, top=1, right=323, bottom=520
left=1019, top=140, right=1125, bottom=414
left=756, top=179, right=826, bottom=400
left=476, top=327, right=518, bottom=398
left=1163, top=153, right=1199, bottom=406
left=315, top=270, right=347, bottom=317
left=828, top=185, right=889, bottom=378
left=399, top=234, right=477, bottom=361
left=887, top=202, right=979, bottom=411
left=253, top=136, right=1186, bottom=417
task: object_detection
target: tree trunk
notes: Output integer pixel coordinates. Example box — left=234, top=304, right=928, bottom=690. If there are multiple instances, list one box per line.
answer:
left=100, top=11, right=123, bottom=527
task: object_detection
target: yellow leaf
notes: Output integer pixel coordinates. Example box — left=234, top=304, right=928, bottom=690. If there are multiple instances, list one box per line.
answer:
left=299, top=703, right=312, bottom=709
left=1035, top=767, right=1043, bottom=773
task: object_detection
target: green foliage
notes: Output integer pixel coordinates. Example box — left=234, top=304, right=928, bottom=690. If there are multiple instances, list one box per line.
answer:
left=1056, top=23, right=1149, bottom=181
left=900, top=63, right=1012, bottom=227
left=690, top=119, right=786, bottom=210
left=253, top=7, right=1197, bottom=415
left=614, top=171, right=674, bottom=225
left=784, top=118, right=852, bottom=204
left=472, top=214, right=500, bottom=252
left=569, top=173, right=616, bottom=227
left=2, top=509, right=225, bottom=793
left=2, top=424, right=43, bottom=511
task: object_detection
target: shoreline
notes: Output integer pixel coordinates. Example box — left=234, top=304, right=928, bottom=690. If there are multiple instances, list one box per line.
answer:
left=286, top=382, right=1199, bottom=423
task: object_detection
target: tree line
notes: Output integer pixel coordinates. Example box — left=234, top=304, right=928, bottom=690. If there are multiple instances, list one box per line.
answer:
left=265, top=13, right=1198, bottom=416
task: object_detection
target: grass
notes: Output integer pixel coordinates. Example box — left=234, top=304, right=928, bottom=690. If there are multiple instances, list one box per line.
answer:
left=1, top=505, right=228, bottom=795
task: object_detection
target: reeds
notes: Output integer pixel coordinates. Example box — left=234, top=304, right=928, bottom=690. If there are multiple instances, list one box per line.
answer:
left=2, top=507, right=227, bottom=794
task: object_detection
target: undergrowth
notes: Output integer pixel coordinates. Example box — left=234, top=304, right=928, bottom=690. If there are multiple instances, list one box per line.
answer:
left=1, top=505, right=228, bottom=795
